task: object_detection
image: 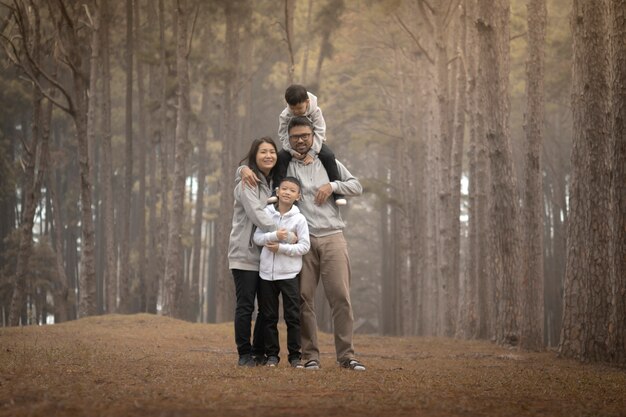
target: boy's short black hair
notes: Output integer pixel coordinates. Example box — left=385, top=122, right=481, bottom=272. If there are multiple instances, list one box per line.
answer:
left=279, top=176, right=302, bottom=191
left=285, top=84, right=309, bottom=106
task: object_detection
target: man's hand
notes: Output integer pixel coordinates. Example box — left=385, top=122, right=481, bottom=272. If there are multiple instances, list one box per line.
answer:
left=302, top=154, right=314, bottom=165
left=241, top=166, right=260, bottom=188
left=314, top=183, right=333, bottom=205
left=265, top=241, right=280, bottom=253
left=276, top=228, right=288, bottom=242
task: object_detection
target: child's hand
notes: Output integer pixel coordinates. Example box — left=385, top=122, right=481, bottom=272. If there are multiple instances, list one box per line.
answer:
left=292, top=151, right=306, bottom=160
left=302, top=154, right=314, bottom=165
left=276, top=228, right=288, bottom=241
left=265, top=241, right=280, bottom=253
left=241, top=166, right=260, bottom=188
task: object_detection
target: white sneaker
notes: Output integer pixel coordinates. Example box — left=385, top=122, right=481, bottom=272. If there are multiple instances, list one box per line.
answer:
left=335, top=198, right=347, bottom=206
left=267, top=196, right=278, bottom=204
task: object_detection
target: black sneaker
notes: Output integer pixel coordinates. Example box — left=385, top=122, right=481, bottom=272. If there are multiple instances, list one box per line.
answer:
left=340, top=358, right=366, bottom=371
left=289, top=358, right=304, bottom=368
left=253, top=354, right=268, bottom=366
left=237, top=354, right=256, bottom=367
left=266, top=356, right=280, bottom=367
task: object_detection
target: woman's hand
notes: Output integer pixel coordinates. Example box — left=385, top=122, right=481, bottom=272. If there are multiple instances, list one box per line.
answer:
left=241, top=166, right=260, bottom=188
left=265, top=241, right=280, bottom=253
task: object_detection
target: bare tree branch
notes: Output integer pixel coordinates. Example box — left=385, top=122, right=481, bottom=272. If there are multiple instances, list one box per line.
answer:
left=394, top=13, right=434, bottom=65
left=417, top=0, right=435, bottom=33
left=187, top=3, right=198, bottom=59
left=443, top=0, right=463, bottom=30
left=510, top=31, right=527, bottom=42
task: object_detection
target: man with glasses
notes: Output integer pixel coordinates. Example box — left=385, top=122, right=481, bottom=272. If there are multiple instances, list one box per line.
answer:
left=285, top=116, right=366, bottom=371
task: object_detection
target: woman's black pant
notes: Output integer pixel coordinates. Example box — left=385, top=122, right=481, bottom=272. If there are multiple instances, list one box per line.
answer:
left=232, top=269, right=265, bottom=357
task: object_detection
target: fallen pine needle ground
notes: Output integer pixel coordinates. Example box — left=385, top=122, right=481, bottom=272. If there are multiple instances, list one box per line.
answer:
left=1, top=314, right=625, bottom=417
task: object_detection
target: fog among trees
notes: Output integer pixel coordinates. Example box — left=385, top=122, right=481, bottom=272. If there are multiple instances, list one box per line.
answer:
left=1, top=0, right=624, bottom=364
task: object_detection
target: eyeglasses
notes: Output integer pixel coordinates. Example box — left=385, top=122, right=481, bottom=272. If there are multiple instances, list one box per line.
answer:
left=288, top=133, right=311, bottom=141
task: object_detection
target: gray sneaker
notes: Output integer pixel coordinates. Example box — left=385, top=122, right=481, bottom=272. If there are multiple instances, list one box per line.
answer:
left=340, top=359, right=365, bottom=371
left=266, top=356, right=280, bottom=367
left=303, top=359, right=320, bottom=370
left=289, top=358, right=304, bottom=368
left=237, top=354, right=256, bottom=367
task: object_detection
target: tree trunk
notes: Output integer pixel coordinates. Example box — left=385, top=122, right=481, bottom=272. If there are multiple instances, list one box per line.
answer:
left=98, top=0, right=117, bottom=315
left=189, top=86, right=210, bottom=322
left=135, top=0, right=147, bottom=313
left=559, top=0, right=612, bottom=361
left=450, top=11, right=465, bottom=340
left=520, top=0, right=547, bottom=351
left=119, top=0, right=134, bottom=314
left=608, top=0, right=626, bottom=364
left=477, top=0, right=520, bottom=346
left=8, top=5, right=44, bottom=326
left=284, top=0, right=296, bottom=84
left=144, top=0, right=160, bottom=315
left=162, top=0, right=191, bottom=319
left=215, top=0, right=242, bottom=322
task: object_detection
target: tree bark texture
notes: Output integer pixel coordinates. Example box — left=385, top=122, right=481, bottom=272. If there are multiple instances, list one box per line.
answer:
left=559, top=0, right=612, bottom=362
left=520, top=0, right=547, bottom=351
left=163, top=0, right=191, bottom=319
left=476, top=0, right=520, bottom=346
left=119, top=0, right=134, bottom=314
left=608, top=0, right=626, bottom=364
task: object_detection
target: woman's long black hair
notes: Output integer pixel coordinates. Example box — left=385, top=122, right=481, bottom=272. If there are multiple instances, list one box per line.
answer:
left=239, top=136, right=278, bottom=177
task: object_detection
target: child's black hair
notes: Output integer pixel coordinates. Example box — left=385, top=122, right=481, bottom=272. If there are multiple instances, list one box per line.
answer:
left=285, top=84, right=309, bottom=106
left=279, top=176, right=302, bottom=191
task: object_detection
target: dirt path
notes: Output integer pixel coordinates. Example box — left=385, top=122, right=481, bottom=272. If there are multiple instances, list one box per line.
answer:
left=1, top=314, right=625, bottom=417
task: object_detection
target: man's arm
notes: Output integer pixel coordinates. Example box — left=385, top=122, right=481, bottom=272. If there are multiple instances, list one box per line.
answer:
left=314, top=159, right=362, bottom=205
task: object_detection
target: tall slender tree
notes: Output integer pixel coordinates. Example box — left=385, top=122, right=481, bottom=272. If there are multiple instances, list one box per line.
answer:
left=162, top=0, right=191, bottom=318
left=520, top=0, right=547, bottom=351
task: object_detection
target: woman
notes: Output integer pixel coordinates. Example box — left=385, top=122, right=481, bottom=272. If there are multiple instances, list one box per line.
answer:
left=228, top=137, right=284, bottom=367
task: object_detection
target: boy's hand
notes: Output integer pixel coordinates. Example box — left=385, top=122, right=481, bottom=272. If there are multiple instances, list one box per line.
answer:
left=302, top=154, right=314, bottom=165
left=292, top=151, right=306, bottom=160
left=241, top=166, right=260, bottom=188
left=265, top=241, right=280, bottom=253
left=314, top=183, right=333, bottom=205
left=276, top=228, right=288, bottom=241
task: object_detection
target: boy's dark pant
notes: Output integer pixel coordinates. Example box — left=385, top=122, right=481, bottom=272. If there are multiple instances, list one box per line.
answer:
left=258, top=277, right=301, bottom=362
left=274, top=144, right=342, bottom=194
left=231, top=269, right=265, bottom=358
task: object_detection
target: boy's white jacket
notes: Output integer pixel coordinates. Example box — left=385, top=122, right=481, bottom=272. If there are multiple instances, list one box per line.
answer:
left=253, top=204, right=310, bottom=281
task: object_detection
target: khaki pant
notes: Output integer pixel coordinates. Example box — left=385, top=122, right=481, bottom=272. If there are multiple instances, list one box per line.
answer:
left=300, top=232, right=354, bottom=362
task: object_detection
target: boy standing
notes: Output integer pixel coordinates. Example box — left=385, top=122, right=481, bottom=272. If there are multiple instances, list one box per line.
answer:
left=272, top=84, right=346, bottom=205
left=253, top=177, right=311, bottom=368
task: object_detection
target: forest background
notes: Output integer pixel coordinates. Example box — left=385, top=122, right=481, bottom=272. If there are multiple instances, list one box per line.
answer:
left=0, top=0, right=624, bottom=365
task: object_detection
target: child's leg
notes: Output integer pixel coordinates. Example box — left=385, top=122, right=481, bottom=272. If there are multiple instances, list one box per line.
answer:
left=280, top=277, right=301, bottom=362
left=272, top=149, right=292, bottom=191
left=258, top=279, right=281, bottom=359
left=317, top=144, right=345, bottom=203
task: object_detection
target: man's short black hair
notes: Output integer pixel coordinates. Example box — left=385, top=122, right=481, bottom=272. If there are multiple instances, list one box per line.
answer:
left=285, top=84, right=309, bottom=106
left=287, top=116, right=313, bottom=133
